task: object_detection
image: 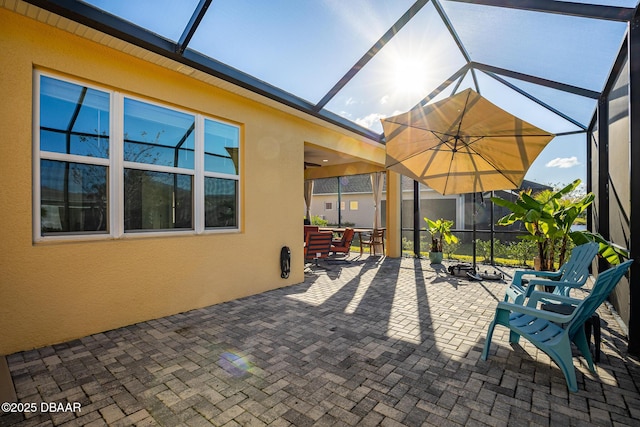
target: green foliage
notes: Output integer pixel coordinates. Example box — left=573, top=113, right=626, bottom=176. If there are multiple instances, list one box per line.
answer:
left=309, top=215, right=328, bottom=226
left=492, top=179, right=599, bottom=269
left=402, top=236, right=413, bottom=252
left=424, top=217, right=459, bottom=253
left=492, top=178, right=627, bottom=267
left=443, top=240, right=460, bottom=259
left=570, top=231, right=629, bottom=265
left=475, top=239, right=492, bottom=262
left=508, top=240, right=538, bottom=266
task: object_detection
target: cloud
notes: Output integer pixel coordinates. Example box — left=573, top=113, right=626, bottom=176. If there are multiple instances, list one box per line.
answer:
left=356, top=113, right=386, bottom=129
left=345, top=97, right=357, bottom=106
left=380, top=95, right=389, bottom=105
left=545, top=156, right=580, bottom=169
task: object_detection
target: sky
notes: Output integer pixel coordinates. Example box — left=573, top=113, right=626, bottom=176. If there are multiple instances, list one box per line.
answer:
left=84, top=0, right=634, bottom=191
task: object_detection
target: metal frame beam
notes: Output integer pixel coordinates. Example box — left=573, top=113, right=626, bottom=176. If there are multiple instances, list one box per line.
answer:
left=176, top=0, right=212, bottom=55
left=481, top=70, right=587, bottom=130
left=432, top=0, right=480, bottom=92
left=412, top=64, right=470, bottom=109
left=445, top=0, right=635, bottom=22
left=628, top=11, right=640, bottom=354
left=23, top=0, right=383, bottom=142
left=313, top=0, right=431, bottom=111
left=20, top=0, right=626, bottom=144
left=471, top=62, right=601, bottom=99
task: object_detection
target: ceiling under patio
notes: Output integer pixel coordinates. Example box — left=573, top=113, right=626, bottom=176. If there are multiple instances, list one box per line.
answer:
left=21, top=0, right=639, bottom=155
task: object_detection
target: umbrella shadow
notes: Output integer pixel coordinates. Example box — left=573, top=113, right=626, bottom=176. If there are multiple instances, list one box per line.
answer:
left=424, top=262, right=472, bottom=289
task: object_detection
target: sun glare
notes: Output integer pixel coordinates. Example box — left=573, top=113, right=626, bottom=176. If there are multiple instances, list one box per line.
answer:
left=392, top=58, right=428, bottom=95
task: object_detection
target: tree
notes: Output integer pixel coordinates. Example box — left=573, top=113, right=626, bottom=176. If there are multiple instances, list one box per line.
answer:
left=491, top=179, right=619, bottom=270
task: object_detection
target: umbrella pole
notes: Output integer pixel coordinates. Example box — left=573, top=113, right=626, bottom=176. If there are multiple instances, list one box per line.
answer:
left=472, top=192, right=477, bottom=270
left=413, top=181, right=421, bottom=258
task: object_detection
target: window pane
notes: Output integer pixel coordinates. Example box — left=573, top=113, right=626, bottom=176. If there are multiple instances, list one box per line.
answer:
left=205, top=177, right=237, bottom=228
left=204, top=119, right=239, bottom=174
left=124, top=169, right=193, bottom=231
left=40, top=160, right=108, bottom=234
left=40, top=76, right=110, bottom=158
left=124, top=99, right=195, bottom=169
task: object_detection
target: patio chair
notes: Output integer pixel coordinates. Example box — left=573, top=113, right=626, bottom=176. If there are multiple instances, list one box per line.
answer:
left=304, top=231, right=333, bottom=267
left=331, top=228, right=355, bottom=255
left=482, top=259, right=632, bottom=392
left=504, top=242, right=599, bottom=305
left=361, top=229, right=385, bottom=256
left=304, top=225, right=319, bottom=241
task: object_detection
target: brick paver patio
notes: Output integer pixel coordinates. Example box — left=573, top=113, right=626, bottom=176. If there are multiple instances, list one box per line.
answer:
left=2, top=256, right=640, bottom=426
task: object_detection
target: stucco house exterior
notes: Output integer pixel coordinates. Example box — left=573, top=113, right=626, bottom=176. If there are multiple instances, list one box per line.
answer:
left=0, top=3, right=395, bottom=354
left=2, top=0, right=640, bottom=356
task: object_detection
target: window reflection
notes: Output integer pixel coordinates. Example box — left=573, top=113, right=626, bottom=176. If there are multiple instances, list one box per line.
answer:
left=40, top=160, right=108, bottom=234
left=124, top=170, right=193, bottom=231
left=37, top=74, right=241, bottom=238
left=124, top=99, right=195, bottom=169
left=204, top=119, right=239, bottom=174
left=40, top=76, right=110, bottom=158
left=205, top=177, right=237, bottom=228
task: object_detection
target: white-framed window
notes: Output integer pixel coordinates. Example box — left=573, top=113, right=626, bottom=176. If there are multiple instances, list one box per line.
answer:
left=349, top=201, right=359, bottom=211
left=324, top=202, right=333, bottom=210
left=34, top=72, right=240, bottom=241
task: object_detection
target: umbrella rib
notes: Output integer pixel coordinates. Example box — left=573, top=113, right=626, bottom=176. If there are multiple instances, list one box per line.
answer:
left=386, top=131, right=453, bottom=168
left=443, top=90, right=471, bottom=193
left=465, top=133, right=553, bottom=138
left=465, top=144, right=520, bottom=190
left=455, top=90, right=472, bottom=138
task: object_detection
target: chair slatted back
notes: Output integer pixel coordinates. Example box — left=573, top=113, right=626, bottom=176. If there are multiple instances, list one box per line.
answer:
left=567, top=259, right=632, bottom=338
left=362, top=229, right=385, bottom=256
left=305, top=232, right=333, bottom=261
left=558, top=242, right=599, bottom=285
left=332, top=228, right=355, bottom=254
left=371, top=229, right=384, bottom=242
left=340, top=228, right=355, bottom=247
left=304, top=225, right=319, bottom=241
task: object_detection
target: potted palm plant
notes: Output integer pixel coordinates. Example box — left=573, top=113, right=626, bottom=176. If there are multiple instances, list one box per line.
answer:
left=425, top=217, right=458, bottom=264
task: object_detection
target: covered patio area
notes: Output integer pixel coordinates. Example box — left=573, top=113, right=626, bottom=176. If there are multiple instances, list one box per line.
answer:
left=3, top=257, right=639, bottom=426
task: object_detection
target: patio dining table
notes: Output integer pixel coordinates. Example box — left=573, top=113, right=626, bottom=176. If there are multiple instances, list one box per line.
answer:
left=319, top=227, right=385, bottom=255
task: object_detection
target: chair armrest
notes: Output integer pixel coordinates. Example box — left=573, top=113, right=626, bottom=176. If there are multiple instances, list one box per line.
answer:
left=496, top=301, right=574, bottom=323
left=527, top=291, right=582, bottom=307
left=512, top=269, right=561, bottom=285
left=524, top=279, right=587, bottom=299
left=511, top=270, right=528, bottom=286
left=527, top=278, right=585, bottom=289
left=529, top=270, right=563, bottom=279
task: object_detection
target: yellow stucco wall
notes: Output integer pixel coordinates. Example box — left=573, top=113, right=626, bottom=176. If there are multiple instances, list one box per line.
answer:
left=0, top=7, right=383, bottom=354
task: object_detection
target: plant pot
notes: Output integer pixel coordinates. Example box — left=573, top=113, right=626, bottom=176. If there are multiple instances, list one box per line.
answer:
left=429, top=252, right=443, bottom=264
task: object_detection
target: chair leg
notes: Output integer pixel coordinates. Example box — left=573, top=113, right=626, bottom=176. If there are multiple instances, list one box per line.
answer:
left=573, top=327, right=595, bottom=373
left=481, top=321, right=497, bottom=360
left=592, top=313, right=601, bottom=363
left=552, top=339, right=579, bottom=393
left=585, top=318, right=593, bottom=349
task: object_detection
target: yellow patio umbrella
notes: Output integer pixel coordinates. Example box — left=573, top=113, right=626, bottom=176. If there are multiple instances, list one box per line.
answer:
left=382, top=88, right=555, bottom=195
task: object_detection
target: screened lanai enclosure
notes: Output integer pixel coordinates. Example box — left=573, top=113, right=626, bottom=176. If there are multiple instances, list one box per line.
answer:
left=20, top=0, right=640, bottom=352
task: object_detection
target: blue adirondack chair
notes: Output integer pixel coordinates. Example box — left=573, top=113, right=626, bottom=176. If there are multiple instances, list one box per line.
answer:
left=482, top=259, right=632, bottom=392
left=504, top=242, right=599, bottom=305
